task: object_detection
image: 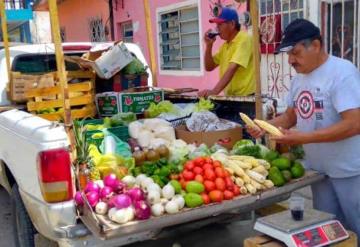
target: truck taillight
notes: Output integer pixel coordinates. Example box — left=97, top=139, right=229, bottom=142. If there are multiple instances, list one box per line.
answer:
left=37, top=148, right=74, bottom=203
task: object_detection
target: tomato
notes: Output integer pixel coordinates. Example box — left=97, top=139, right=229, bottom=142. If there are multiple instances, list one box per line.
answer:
left=195, top=174, right=204, bottom=183
left=215, top=167, right=225, bottom=178
left=183, top=170, right=195, bottom=181
left=224, top=190, right=234, bottom=200
left=204, top=157, right=213, bottom=164
left=194, top=157, right=205, bottom=166
left=223, top=169, right=230, bottom=177
left=193, top=166, right=203, bottom=175
left=204, top=169, right=216, bottom=181
left=209, top=190, right=223, bottom=203
left=203, top=180, right=216, bottom=192
left=178, top=173, right=184, bottom=180
left=201, top=193, right=211, bottom=204
left=213, top=160, right=222, bottom=168
left=224, top=177, right=233, bottom=188
left=169, top=174, right=179, bottom=180
left=180, top=179, right=187, bottom=190
left=184, top=161, right=195, bottom=171
left=215, top=177, right=226, bottom=191
left=233, top=186, right=240, bottom=196
left=203, top=163, right=213, bottom=171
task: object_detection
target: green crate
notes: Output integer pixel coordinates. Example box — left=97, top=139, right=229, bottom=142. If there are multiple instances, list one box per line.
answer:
left=107, top=126, right=129, bottom=142
left=80, top=119, right=104, bottom=147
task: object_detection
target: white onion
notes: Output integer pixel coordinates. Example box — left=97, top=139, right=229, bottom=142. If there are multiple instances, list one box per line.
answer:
left=162, top=184, right=175, bottom=199
left=151, top=203, right=165, bottom=217
left=147, top=190, right=161, bottom=205
left=172, top=195, right=185, bottom=210
left=95, top=201, right=108, bottom=215
left=135, top=174, right=147, bottom=186
left=165, top=200, right=179, bottom=214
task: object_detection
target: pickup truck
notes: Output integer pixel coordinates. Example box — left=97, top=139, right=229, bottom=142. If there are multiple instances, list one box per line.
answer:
left=0, top=42, right=153, bottom=247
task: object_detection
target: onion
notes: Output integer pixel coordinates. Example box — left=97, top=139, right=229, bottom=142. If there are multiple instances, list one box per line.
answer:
left=162, top=184, right=175, bottom=199
left=122, top=175, right=136, bottom=187
left=86, top=191, right=100, bottom=208
left=84, top=181, right=101, bottom=194
left=74, top=191, right=84, bottom=206
left=103, top=174, right=120, bottom=189
left=113, top=181, right=127, bottom=194
left=146, top=183, right=161, bottom=193
left=95, top=201, right=108, bottom=215
left=112, top=194, right=132, bottom=209
left=100, top=186, right=114, bottom=200
left=133, top=200, right=151, bottom=220
left=165, top=200, right=179, bottom=214
left=147, top=190, right=161, bottom=205
left=126, top=187, right=145, bottom=202
left=172, top=195, right=185, bottom=210
left=151, top=203, right=165, bottom=217
left=135, top=174, right=147, bottom=186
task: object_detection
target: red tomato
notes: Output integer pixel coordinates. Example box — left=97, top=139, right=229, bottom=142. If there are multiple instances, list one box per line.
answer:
left=203, top=163, right=213, bottom=171
left=215, top=177, right=226, bottom=191
left=209, top=190, right=223, bottom=203
left=183, top=170, right=195, bottom=181
left=213, top=160, right=222, bottom=168
left=215, top=167, right=225, bottom=178
left=180, top=179, right=187, bottom=190
left=223, top=169, right=230, bottom=177
left=204, top=169, right=216, bottom=181
left=194, top=157, right=205, bottom=166
left=193, top=166, right=204, bottom=175
left=170, top=174, right=179, bottom=180
left=204, top=157, right=213, bottom=164
left=233, top=186, right=240, bottom=196
left=224, top=177, right=233, bottom=188
left=195, top=174, right=204, bottom=183
left=184, top=161, right=195, bottom=171
left=178, top=174, right=184, bottom=180
left=224, top=190, right=234, bottom=200
left=203, top=180, right=216, bottom=192
left=201, top=193, right=210, bottom=204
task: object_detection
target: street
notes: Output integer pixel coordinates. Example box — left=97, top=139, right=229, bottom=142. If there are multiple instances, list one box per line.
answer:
left=0, top=188, right=15, bottom=247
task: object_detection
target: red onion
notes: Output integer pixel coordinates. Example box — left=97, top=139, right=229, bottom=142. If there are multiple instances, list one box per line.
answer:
left=84, top=181, right=101, bottom=194
left=126, top=187, right=145, bottom=202
left=86, top=191, right=100, bottom=208
left=114, top=181, right=127, bottom=194
left=74, top=191, right=84, bottom=206
left=103, top=174, right=120, bottom=189
left=100, top=186, right=114, bottom=200
left=133, top=200, right=151, bottom=220
left=112, top=194, right=132, bottom=209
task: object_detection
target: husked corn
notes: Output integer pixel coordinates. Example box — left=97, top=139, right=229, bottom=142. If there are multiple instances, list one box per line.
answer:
left=254, top=119, right=284, bottom=137
left=239, top=112, right=261, bottom=131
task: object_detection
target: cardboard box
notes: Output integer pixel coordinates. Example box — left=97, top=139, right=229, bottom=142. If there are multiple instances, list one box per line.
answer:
left=175, top=124, right=242, bottom=149
left=118, top=90, right=164, bottom=114
left=66, top=42, right=134, bottom=79
left=95, top=92, right=120, bottom=117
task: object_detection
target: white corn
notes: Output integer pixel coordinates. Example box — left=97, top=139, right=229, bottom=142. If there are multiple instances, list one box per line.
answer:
left=254, top=119, right=284, bottom=137
left=239, top=112, right=261, bottom=131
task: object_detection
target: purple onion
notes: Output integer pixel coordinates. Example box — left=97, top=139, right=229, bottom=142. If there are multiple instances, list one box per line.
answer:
left=100, top=186, right=114, bottom=200
left=112, top=194, right=132, bottom=209
left=86, top=191, right=100, bottom=208
left=133, top=200, right=151, bottom=220
left=126, top=187, right=145, bottom=202
left=84, top=181, right=101, bottom=194
left=103, top=174, right=120, bottom=189
left=74, top=191, right=84, bottom=206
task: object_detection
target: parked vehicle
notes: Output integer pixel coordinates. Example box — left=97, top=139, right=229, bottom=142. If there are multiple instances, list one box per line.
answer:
left=0, top=42, right=152, bottom=247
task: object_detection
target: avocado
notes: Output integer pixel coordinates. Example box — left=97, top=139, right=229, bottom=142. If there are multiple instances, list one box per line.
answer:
left=186, top=181, right=205, bottom=194
left=184, top=193, right=203, bottom=208
left=264, top=150, right=279, bottom=162
left=271, top=157, right=291, bottom=170
left=170, top=180, right=182, bottom=194
left=291, top=163, right=305, bottom=178
left=281, top=170, right=292, bottom=182
left=268, top=167, right=286, bottom=187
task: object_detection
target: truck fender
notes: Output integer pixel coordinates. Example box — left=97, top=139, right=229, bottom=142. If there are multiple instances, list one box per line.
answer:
left=0, top=161, right=15, bottom=194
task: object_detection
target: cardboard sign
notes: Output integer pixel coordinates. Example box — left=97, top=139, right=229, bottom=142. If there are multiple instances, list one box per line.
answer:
left=119, top=90, right=164, bottom=114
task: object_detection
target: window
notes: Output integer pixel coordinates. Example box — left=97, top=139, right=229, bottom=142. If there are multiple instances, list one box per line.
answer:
left=260, top=0, right=304, bottom=30
left=158, top=6, right=200, bottom=71
left=89, top=17, right=106, bottom=42
left=121, top=22, right=133, bottom=42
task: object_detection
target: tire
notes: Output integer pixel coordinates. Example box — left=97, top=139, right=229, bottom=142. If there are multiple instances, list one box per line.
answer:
left=11, top=184, right=37, bottom=247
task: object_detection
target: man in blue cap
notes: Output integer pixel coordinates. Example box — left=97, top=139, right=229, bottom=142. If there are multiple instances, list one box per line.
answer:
left=198, top=7, right=255, bottom=97
left=246, top=18, right=360, bottom=237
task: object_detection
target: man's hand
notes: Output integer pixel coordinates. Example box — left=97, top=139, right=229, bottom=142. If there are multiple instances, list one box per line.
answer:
left=245, top=125, right=266, bottom=139
left=204, top=29, right=216, bottom=46
left=270, top=128, right=307, bottom=145
left=198, top=89, right=216, bottom=98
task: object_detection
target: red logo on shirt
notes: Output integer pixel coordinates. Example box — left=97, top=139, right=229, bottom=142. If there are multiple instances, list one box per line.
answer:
left=296, top=91, right=315, bottom=119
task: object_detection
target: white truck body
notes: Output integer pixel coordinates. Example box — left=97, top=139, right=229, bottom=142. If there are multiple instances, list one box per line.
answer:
left=0, top=43, right=153, bottom=247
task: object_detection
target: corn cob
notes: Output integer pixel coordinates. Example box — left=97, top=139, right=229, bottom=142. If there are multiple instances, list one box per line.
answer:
left=228, top=162, right=246, bottom=177
left=245, top=183, right=257, bottom=194
left=235, top=177, right=244, bottom=187
left=251, top=165, right=269, bottom=177
left=239, top=112, right=261, bottom=131
left=228, top=157, right=253, bottom=169
left=246, top=170, right=266, bottom=184
left=263, top=180, right=275, bottom=189
left=250, top=179, right=262, bottom=190
left=253, top=119, right=284, bottom=137
left=240, top=186, right=248, bottom=194
left=257, top=159, right=271, bottom=170
left=225, top=167, right=235, bottom=175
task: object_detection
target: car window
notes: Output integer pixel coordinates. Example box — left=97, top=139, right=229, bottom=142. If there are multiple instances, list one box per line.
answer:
left=12, top=53, right=83, bottom=74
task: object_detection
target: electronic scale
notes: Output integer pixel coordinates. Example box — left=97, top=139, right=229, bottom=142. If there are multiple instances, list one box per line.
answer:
left=254, top=209, right=349, bottom=247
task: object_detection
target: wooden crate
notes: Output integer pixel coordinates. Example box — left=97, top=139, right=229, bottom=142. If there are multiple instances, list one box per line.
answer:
left=25, top=70, right=96, bottom=121
left=10, top=72, right=55, bottom=103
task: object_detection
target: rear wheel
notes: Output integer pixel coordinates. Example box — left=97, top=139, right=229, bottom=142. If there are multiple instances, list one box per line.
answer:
left=11, top=184, right=37, bottom=247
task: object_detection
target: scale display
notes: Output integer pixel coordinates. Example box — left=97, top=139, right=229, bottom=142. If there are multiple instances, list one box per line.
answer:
left=254, top=209, right=349, bottom=247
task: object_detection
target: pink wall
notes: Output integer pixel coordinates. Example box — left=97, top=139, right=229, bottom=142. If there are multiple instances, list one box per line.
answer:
left=113, top=0, right=247, bottom=91
left=58, top=0, right=110, bottom=42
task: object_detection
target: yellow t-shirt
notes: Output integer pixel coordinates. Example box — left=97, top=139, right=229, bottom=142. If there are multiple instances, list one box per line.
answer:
left=213, top=31, right=255, bottom=96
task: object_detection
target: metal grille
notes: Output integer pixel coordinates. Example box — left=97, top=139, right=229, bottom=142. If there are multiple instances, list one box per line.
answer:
left=321, top=0, right=359, bottom=68
left=5, top=0, right=26, bottom=9
left=88, top=17, right=106, bottom=42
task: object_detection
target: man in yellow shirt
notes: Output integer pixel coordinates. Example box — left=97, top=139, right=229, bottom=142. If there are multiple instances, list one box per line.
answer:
left=198, top=7, right=255, bottom=97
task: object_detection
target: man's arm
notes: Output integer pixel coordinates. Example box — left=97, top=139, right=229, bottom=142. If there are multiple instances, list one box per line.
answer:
left=204, top=44, right=218, bottom=71
left=269, top=107, right=297, bottom=129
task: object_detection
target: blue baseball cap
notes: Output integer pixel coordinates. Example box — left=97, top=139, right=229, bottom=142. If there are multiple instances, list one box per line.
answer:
left=276, top=18, right=321, bottom=53
left=209, top=7, right=239, bottom=24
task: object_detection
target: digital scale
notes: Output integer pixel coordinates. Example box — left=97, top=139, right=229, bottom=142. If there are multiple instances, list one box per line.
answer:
left=254, top=209, right=349, bottom=247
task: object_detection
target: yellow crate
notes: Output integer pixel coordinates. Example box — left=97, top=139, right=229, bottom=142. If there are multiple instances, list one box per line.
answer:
left=25, top=70, right=96, bottom=121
